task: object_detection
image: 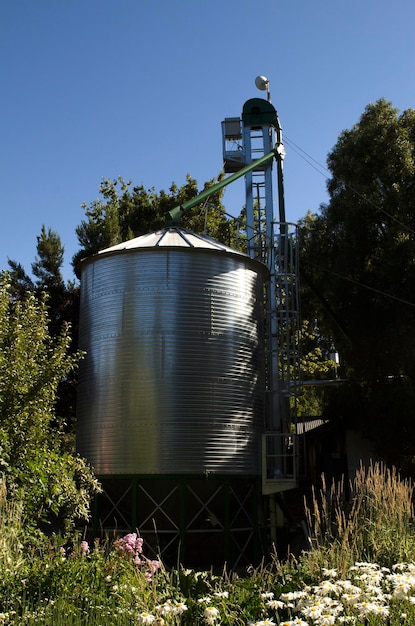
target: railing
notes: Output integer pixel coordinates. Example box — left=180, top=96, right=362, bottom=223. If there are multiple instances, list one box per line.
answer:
left=261, top=432, right=299, bottom=494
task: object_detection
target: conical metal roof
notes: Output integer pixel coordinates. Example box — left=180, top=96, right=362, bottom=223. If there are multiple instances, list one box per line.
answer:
left=97, top=226, right=249, bottom=257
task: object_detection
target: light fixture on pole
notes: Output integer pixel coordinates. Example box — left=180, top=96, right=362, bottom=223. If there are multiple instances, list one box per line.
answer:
left=255, top=75, right=271, bottom=102
left=328, top=344, right=340, bottom=379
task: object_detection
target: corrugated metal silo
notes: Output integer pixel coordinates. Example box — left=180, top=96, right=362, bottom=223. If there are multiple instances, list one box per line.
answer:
left=77, top=227, right=267, bottom=476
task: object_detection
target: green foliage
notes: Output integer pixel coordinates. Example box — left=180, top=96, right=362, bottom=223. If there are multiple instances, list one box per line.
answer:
left=0, top=277, right=100, bottom=538
left=300, top=99, right=415, bottom=380
left=298, top=100, right=415, bottom=467
left=31, top=225, right=65, bottom=292
left=303, top=462, right=415, bottom=577
left=72, top=175, right=237, bottom=277
left=0, top=470, right=414, bottom=624
left=3, top=513, right=415, bottom=624
left=4, top=225, right=81, bottom=441
left=295, top=319, right=338, bottom=417
left=0, top=479, right=24, bottom=574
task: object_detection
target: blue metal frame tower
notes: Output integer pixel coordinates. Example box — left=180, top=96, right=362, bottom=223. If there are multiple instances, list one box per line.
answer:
left=222, top=89, right=302, bottom=505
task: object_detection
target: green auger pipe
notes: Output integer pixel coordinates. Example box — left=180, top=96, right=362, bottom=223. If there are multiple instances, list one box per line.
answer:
left=168, top=148, right=278, bottom=225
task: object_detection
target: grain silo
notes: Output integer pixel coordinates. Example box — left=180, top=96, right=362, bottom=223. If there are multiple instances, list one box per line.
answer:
left=77, top=84, right=303, bottom=567
left=76, top=226, right=269, bottom=567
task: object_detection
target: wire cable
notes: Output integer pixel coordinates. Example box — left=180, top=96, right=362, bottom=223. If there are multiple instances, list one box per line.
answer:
left=284, top=135, right=415, bottom=236
left=304, top=260, right=415, bottom=308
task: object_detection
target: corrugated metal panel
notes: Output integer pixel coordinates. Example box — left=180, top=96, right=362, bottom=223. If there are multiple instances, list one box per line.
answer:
left=76, top=230, right=268, bottom=476
left=97, top=227, right=247, bottom=254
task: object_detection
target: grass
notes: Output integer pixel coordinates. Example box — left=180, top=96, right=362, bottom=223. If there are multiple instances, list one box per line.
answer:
left=302, top=461, right=415, bottom=578
left=2, top=462, right=415, bottom=624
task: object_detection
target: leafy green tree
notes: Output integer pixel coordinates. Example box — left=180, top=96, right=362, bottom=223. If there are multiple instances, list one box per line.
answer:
left=72, top=175, right=236, bottom=276
left=0, top=277, right=100, bottom=538
left=5, top=227, right=81, bottom=438
left=299, top=99, right=415, bottom=470
left=295, top=319, right=338, bottom=417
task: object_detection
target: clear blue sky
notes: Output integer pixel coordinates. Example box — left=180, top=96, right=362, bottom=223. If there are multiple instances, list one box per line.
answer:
left=1, top=0, right=415, bottom=281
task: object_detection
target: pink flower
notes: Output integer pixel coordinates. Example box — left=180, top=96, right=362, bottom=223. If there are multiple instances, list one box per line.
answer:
left=149, top=559, right=162, bottom=573
left=80, top=540, right=90, bottom=555
left=114, top=532, right=139, bottom=554
left=135, top=536, right=144, bottom=554
left=113, top=533, right=161, bottom=580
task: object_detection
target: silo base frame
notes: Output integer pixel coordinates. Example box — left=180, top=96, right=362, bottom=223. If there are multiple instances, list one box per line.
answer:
left=90, top=474, right=265, bottom=570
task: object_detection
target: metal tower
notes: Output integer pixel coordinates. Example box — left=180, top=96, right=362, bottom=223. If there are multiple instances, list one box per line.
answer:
left=222, top=85, right=302, bottom=498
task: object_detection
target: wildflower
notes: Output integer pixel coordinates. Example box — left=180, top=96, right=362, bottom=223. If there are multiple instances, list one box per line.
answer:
left=392, top=581, right=412, bottom=598
left=156, top=602, right=172, bottom=615
left=280, top=590, right=308, bottom=608
left=198, top=596, right=212, bottom=604
left=353, top=561, right=379, bottom=570
left=337, top=580, right=361, bottom=593
left=319, top=615, right=336, bottom=626
left=371, top=604, right=389, bottom=617
left=149, top=559, right=162, bottom=573
left=137, top=612, right=155, bottom=624
left=301, top=603, right=323, bottom=620
left=322, top=568, right=338, bottom=579
left=314, top=580, right=338, bottom=595
left=114, top=532, right=144, bottom=556
left=80, top=540, right=90, bottom=555
left=261, top=592, right=275, bottom=599
left=266, top=599, right=284, bottom=610
left=280, top=591, right=308, bottom=602
left=203, top=606, right=220, bottom=624
left=356, top=601, right=388, bottom=618
left=341, top=592, right=361, bottom=606
left=393, top=562, right=407, bottom=571
left=214, top=590, right=229, bottom=598
left=171, top=601, right=188, bottom=614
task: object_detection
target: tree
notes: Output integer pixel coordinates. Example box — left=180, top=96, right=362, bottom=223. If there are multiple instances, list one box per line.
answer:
left=299, top=99, right=415, bottom=470
left=295, top=318, right=339, bottom=418
left=7, top=226, right=70, bottom=335
left=0, top=277, right=100, bottom=538
left=5, top=227, right=81, bottom=437
left=72, top=175, right=237, bottom=277
left=32, top=225, right=65, bottom=292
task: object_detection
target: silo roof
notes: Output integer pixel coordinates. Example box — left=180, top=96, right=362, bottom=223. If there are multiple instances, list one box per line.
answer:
left=98, top=227, right=249, bottom=257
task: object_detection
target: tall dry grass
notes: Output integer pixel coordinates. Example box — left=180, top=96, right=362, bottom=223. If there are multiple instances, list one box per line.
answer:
left=0, top=476, right=25, bottom=572
left=302, top=461, right=415, bottom=577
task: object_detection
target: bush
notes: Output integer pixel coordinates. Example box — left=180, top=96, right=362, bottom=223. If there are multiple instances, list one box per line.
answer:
left=0, top=278, right=100, bottom=539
